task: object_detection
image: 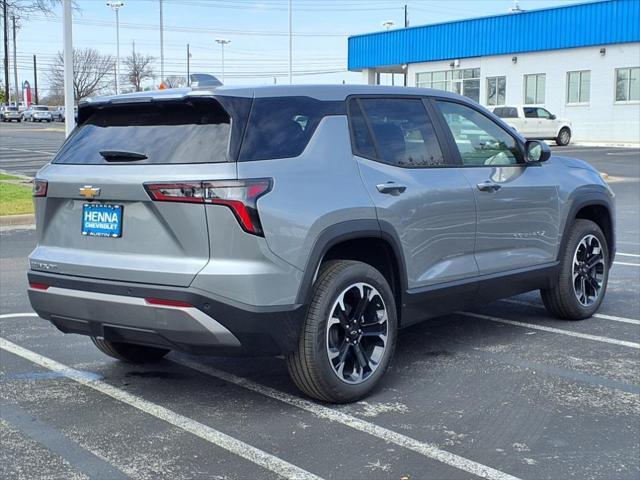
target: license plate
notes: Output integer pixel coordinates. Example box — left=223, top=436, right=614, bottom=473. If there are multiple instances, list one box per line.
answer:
left=82, top=204, right=123, bottom=238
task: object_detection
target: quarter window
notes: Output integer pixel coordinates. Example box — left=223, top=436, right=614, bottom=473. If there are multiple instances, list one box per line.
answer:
left=524, top=73, right=545, bottom=104
left=486, top=76, right=506, bottom=106
left=348, top=100, right=376, bottom=159
left=615, top=67, right=640, bottom=102
left=416, top=68, right=481, bottom=103
left=567, top=70, right=590, bottom=104
left=356, top=98, right=445, bottom=167
left=436, top=101, right=521, bottom=167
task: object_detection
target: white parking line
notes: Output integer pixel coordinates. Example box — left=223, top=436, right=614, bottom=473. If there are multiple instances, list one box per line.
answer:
left=458, top=311, right=640, bottom=349
left=617, top=253, right=640, bottom=258
left=0, top=146, right=56, bottom=155
left=173, top=358, right=522, bottom=480
left=614, top=261, right=640, bottom=267
left=0, top=337, right=322, bottom=480
left=500, top=299, right=640, bottom=326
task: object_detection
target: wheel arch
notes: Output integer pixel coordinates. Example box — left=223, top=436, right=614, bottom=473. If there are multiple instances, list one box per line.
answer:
left=295, top=219, right=407, bottom=323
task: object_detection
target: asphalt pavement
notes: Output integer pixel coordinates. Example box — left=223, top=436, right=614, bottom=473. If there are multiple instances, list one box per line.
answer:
left=1, top=120, right=639, bottom=480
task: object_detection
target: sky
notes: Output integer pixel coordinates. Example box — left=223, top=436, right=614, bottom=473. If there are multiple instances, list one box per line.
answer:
left=3, top=0, right=589, bottom=97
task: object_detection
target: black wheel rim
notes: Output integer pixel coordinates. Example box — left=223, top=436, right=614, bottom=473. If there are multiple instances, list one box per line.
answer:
left=572, top=234, right=605, bottom=307
left=326, top=282, right=388, bottom=385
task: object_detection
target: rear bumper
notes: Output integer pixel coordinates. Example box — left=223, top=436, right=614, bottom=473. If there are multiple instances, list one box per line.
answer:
left=27, top=271, right=306, bottom=356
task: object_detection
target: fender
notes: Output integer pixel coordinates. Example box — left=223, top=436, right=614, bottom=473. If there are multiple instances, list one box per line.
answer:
left=558, top=188, right=616, bottom=263
left=294, top=219, right=407, bottom=307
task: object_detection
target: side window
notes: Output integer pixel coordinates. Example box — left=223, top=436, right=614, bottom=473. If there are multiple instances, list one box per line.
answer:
left=523, top=107, right=538, bottom=118
left=536, top=108, right=552, bottom=119
left=508, top=107, right=519, bottom=118
left=348, top=100, right=376, bottom=159
left=239, top=96, right=343, bottom=161
left=358, top=98, right=445, bottom=167
left=435, top=101, right=522, bottom=167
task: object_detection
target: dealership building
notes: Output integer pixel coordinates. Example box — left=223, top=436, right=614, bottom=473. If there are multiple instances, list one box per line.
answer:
left=348, top=0, right=640, bottom=144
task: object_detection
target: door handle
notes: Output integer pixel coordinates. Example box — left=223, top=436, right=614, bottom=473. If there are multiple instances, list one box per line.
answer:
left=476, top=181, right=502, bottom=192
left=376, top=182, right=407, bottom=195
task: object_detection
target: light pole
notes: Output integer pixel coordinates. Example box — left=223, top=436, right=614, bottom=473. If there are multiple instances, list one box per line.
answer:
left=107, top=1, right=124, bottom=95
left=159, top=0, right=164, bottom=81
left=215, top=38, right=230, bottom=84
left=288, top=0, right=292, bottom=84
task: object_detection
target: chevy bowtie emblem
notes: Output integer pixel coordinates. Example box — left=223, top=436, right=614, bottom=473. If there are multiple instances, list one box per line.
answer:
left=79, top=185, right=101, bottom=199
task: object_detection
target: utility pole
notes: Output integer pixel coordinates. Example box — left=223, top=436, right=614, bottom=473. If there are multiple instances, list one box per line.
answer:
left=288, top=0, right=292, bottom=84
left=63, top=0, right=74, bottom=136
left=3, top=0, right=9, bottom=103
left=33, top=54, right=38, bottom=104
left=186, top=43, right=190, bottom=85
left=11, top=14, right=18, bottom=105
left=404, top=4, right=408, bottom=27
left=159, top=0, right=164, bottom=81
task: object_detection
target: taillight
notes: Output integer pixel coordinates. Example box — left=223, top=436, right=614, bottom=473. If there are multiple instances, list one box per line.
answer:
left=145, top=178, right=272, bottom=236
left=33, top=179, right=48, bottom=197
left=29, top=282, right=50, bottom=290
left=145, top=297, right=193, bottom=308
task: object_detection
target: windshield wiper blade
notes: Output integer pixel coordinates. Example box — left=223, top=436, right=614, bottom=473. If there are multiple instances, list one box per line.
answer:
left=99, top=150, right=148, bottom=162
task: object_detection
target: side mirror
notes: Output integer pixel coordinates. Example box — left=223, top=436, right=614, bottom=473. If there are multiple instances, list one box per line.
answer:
left=525, top=140, right=551, bottom=163
left=549, top=114, right=556, bottom=120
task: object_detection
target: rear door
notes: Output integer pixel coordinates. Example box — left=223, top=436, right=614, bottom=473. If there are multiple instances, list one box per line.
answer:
left=433, top=99, right=560, bottom=275
left=350, top=97, right=478, bottom=290
left=30, top=97, right=244, bottom=287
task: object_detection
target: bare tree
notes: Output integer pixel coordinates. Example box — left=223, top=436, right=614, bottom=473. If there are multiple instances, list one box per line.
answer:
left=123, top=49, right=155, bottom=92
left=48, top=48, right=115, bottom=102
left=162, top=75, right=186, bottom=88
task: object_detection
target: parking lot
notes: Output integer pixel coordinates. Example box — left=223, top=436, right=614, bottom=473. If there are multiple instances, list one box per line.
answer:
left=1, top=119, right=639, bottom=480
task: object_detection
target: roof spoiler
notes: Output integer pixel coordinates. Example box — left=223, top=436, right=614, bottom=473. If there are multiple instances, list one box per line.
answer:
left=189, top=73, right=223, bottom=89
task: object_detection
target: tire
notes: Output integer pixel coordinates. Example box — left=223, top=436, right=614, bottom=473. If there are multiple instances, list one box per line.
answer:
left=287, top=260, right=398, bottom=403
left=556, top=127, right=571, bottom=146
left=91, top=337, right=170, bottom=363
left=541, top=219, right=609, bottom=320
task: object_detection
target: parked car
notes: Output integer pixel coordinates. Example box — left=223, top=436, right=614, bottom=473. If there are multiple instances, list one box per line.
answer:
left=23, top=105, right=53, bottom=122
left=51, top=106, right=65, bottom=122
left=28, top=85, right=614, bottom=402
left=0, top=105, right=22, bottom=122
left=493, top=105, right=572, bottom=146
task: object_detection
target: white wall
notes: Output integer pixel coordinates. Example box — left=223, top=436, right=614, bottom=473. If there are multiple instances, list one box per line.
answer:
left=403, top=44, right=640, bottom=144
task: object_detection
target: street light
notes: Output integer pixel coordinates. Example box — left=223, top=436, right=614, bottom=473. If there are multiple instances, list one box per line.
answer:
left=106, top=1, right=124, bottom=95
left=215, top=38, right=230, bottom=84
left=382, top=20, right=395, bottom=31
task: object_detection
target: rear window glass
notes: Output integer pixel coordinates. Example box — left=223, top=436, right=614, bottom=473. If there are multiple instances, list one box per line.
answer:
left=494, top=107, right=517, bottom=118
left=54, top=100, right=230, bottom=165
left=239, top=96, right=344, bottom=161
left=35, top=106, right=49, bottom=111
left=6, top=106, right=18, bottom=111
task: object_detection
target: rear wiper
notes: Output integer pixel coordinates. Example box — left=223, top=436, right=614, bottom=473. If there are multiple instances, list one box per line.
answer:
left=99, top=150, right=148, bottom=162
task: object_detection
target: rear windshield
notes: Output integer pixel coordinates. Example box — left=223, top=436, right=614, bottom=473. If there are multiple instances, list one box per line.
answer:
left=53, top=100, right=231, bottom=165
left=35, top=106, right=49, bottom=111
left=6, top=106, right=18, bottom=111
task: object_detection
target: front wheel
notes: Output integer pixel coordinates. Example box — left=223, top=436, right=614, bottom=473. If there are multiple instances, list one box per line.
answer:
left=541, top=219, right=609, bottom=320
left=556, top=127, right=571, bottom=146
left=287, top=260, right=397, bottom=403
left=91, top=337, right=170, bottom=363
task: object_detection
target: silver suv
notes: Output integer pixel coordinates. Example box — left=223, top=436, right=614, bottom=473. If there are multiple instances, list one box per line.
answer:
left=28, top=85, right=615, bottom=402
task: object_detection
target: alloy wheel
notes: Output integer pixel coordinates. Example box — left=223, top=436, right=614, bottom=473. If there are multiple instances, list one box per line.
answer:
left=326, top=282, right=388, bottom=385
left=572, top=234, right=605, bottom=307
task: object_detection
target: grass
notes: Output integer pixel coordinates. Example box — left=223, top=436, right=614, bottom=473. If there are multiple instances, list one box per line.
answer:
left=0, top=173, right=21, bottom=181
left=0, top=180, right=33, bottom=216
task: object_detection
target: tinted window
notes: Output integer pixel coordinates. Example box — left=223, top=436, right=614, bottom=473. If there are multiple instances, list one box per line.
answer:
left=35, top=106, right=49, bottom=111
left=523, top=107, right=537, bottom=118
left=436, top=101, right=522, bottom=166
left=239, top=97, right=344, bottom=161
left=54, top=100, right=231, bottom=165
left=358, top=98, right=444, bottom=167
left=348, top=100, right=376, bottom=159
left=494, top=107, right=517, bottom=118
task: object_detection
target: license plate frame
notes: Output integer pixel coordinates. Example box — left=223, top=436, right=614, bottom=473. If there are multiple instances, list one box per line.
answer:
left=81, top=203, right=123, bottom=238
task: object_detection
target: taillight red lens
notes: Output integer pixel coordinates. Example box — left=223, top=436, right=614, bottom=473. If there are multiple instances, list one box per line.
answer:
left=145, top=297, right=193, bottom=308
left=33, top=179, right=48, bottom=197
left=29, top=282, right=50, bottom=290
left=144, top=178, right=272, bottom=236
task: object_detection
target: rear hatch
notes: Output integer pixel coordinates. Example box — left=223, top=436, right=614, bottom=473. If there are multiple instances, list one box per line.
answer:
left=30, top=95, right=246, bottom=287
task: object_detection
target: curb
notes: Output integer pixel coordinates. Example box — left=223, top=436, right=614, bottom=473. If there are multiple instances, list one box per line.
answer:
left=0, top=214, right=35, bottom=227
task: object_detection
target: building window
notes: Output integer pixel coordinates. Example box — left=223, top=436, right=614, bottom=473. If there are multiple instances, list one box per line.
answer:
left=486, top=76, right=506, bottom=106
left=524, top=73, right=545, bottom=104
left=416, top=68, right=481, bottom=103
left=615, top=67, right=640, bottom=102
left=567, top=70, right=590, bottom=104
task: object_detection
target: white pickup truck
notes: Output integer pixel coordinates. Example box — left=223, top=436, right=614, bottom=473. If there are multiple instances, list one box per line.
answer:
left=493, top=106, right=572, bottom=146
